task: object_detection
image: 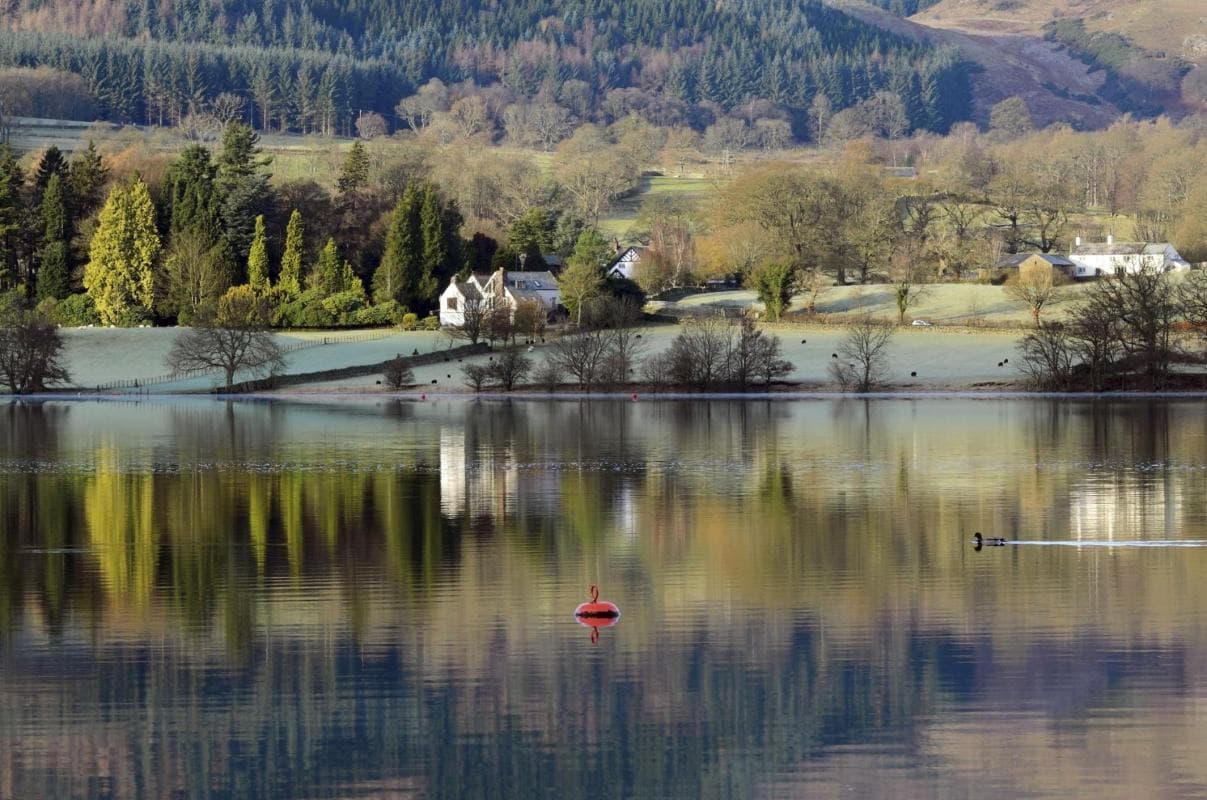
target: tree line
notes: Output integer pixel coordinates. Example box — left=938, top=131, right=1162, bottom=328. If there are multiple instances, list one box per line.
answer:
left=0, top=0, right=973, bottom=142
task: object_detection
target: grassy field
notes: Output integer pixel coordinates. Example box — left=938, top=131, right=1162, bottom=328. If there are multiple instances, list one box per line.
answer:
left=55, top=281, right=1092, bottom=393
left=659, top=282, right=1083, bottom=327
left=598, top=174, right=714, bottom=239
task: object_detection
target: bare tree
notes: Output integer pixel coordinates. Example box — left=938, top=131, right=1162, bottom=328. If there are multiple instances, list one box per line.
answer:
left=890, top=241, right=932, bottom=325
left=727, top=316, right=793, bottom=389
left=1006, top=264, right=1063, bottom=326
left=1088, top=267, right=1177, bottom=389
left=0, top=310, right=70, bottom=394
left=461, top=362, right=490, bottom=391
left=210, top=92, right=246, bottom=126
left=383, top=357, right=414, bottom=389
left=448, top=295, right=490, bottom=345
left=166, top=287, right=285, bottom=390
left=1017, top=323, right=1074, bottom=390
left=487, top=347, right=533, bottom=390
left=830, top=318, right=894, bottom=392
left=548, top=326, right=611, bottom=390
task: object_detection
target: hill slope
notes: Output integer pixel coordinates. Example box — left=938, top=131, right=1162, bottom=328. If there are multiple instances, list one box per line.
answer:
left=914, top=0, right=1206, bottom=116
left=0, top=0, right=972, bottom=141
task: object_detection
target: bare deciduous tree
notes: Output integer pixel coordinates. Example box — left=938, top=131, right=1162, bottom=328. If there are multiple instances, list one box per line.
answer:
left=166, top=287, right=285, bottom=390
left=1006, top=263, right=1064, bottom=326
left=830, top=318, right=894, bottom=392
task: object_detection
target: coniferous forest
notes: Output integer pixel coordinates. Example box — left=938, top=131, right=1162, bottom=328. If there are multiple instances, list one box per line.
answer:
left=0, top=0, right=972, bottom=140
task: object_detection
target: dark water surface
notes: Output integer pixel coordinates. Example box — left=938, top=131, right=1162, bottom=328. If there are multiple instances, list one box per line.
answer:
left=2, top=397, right=1207, bottom=799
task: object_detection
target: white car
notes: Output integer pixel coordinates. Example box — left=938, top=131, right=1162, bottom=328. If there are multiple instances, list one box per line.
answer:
left=910, top=319, right=932, bottom=327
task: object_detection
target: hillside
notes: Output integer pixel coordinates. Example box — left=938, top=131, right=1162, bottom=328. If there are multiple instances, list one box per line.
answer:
left=0, top=0, right=972, bottom=143
left=914, top=0, right=1207, bottom=116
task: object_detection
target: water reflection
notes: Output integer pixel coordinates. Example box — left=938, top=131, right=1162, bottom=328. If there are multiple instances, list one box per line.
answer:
left=2, top=398, right=1207, bottom=798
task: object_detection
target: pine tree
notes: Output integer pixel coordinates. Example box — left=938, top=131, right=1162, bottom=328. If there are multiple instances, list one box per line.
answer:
left=36, top=173, right=71, bottom=301
left=336, top=140, right=370, bottom=196
left=216, top=122, right=272, bottom=267
left=279, top=209, right=305, bottom=295
left=247, top=214, right=270, bottom=290
left=309, top=238, right=342, bottom=295
left=0, top=145, right=24, bottom=292
left=372, top=188, right=421, bottom=307
left=68, top=141, right=109, bottom=217
left=83, top=177, right=161, bottom=325
left=34, top=145, right=69, bottom=194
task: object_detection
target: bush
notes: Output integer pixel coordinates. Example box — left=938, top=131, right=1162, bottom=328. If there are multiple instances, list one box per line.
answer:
left=348, top=301, right=405, bottom=326
left=383, top=357, right=415, bottom=389
left=321, top=289, right=368, bottom=319
left=47, top=293, right=102, bottom=326
left=421, top=315, right=440, bottom=331
left=272, top=289, right=336, bottom=328
left=400, top=312, right=420, bottom=331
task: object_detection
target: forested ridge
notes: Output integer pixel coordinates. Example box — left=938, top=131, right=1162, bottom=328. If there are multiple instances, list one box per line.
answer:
left=0, top=0, right=971, bottom=140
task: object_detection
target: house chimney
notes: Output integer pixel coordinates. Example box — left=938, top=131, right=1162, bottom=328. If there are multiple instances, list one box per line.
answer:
left=1107, top=234, right=1114, bottom=245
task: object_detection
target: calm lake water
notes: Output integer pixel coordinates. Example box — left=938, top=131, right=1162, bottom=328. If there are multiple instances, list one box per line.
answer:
left=3, top=397, right=1207, bottom=799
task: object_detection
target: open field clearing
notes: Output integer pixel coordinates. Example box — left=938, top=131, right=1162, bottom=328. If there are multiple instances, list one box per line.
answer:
left=659, top=283, right=1080, bottom=327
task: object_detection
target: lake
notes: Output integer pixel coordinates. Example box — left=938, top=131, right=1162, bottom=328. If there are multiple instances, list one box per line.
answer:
left=2, top=396, right=1207, bottom=799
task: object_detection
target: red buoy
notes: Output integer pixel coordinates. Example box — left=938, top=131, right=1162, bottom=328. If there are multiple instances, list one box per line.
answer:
left=574, top=584, right=620, bottom=621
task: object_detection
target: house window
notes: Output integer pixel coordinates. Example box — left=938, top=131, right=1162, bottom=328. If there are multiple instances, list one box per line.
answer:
left=447, top=297, right=458, bottom=310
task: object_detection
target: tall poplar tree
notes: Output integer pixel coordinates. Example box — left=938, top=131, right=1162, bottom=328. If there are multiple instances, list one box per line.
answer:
left=278, top=209, right=304, bottom=295
left=309, top=238, right=342, bottom=295
left=418, top=184, right=447, bottom=302
left=84, top=177, right=161, bottom=325
left=247, top=214, right=270, bottom=290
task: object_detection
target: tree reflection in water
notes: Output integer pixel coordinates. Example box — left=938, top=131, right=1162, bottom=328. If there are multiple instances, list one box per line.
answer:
left=0, top=398, right=1205, bottom=798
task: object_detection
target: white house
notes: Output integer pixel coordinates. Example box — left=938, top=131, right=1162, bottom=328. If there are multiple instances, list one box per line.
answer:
left=1068, top=235, right=1191, bottom=278
left=606, top=247, right=646, bottom=280
left=438, top=268, right=561, bottom=327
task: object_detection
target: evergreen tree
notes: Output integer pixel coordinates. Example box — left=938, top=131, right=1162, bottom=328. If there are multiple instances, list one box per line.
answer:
left=278, top=209, right=305, bottom=295
left=166, top=144, right=221, bottom=239
left=418, top=184, right=448, bottom=302
left=336, top=140, right=370, bottom=196
left=0, top=145, right=24, bottom=292
left=247, top=214, right=270, bottom=290
left=36, top=173, right=71, bottom=301
left=216, top=122, right=272, bottom=269
left=67, top=141, right=109, bottom=218
left=33, top=145, right=69, bottom=194
left=83, top=177, right=161, bottom=325
left=309, top=237, right=343, bottom=294
left=372, top=188, right=421, bottom=308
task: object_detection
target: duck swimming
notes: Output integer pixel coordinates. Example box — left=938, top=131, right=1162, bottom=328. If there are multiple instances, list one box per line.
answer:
left=972, top=532, right=1007, bottom=550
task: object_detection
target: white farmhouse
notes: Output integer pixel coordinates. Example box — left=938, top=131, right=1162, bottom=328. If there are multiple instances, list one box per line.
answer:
left=438, top=268, right=561, bottom=327
left=1068, top=235, right=1191, bottom=278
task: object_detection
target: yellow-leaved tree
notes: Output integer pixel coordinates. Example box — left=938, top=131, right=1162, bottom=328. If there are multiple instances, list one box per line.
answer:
left=83, top=177, right=160, bottom=325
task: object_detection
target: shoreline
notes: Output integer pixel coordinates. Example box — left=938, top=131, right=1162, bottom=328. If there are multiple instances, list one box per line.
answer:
left=15, top=386, right=1207, bottom=402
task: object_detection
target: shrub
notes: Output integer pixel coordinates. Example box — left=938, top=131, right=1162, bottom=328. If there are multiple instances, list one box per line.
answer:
left=348, top=302, right=404, bottom=326
left=383, top=357, right=415, bottom=389
left=48, top=293, right=102, bottom=326
left=421, top=315, right=440, bottom=331
left=401, top=312, right=420, bottom=330
left=272, top=289, right=336, bottom=328
left=321, top=289, right=368, bottom=319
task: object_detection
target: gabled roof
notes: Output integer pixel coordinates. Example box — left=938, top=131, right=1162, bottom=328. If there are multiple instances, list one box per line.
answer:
left=996, top=253, right=1075, bottom=268
left=457, top=280, right=482, bottom=301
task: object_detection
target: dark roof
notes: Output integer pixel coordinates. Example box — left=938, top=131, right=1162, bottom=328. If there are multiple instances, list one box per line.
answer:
left=996, top=253, right=1075, bottom=268
left=504, top=271, right=558, bottom=290
left=454, top=280, right=481, bottom=301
